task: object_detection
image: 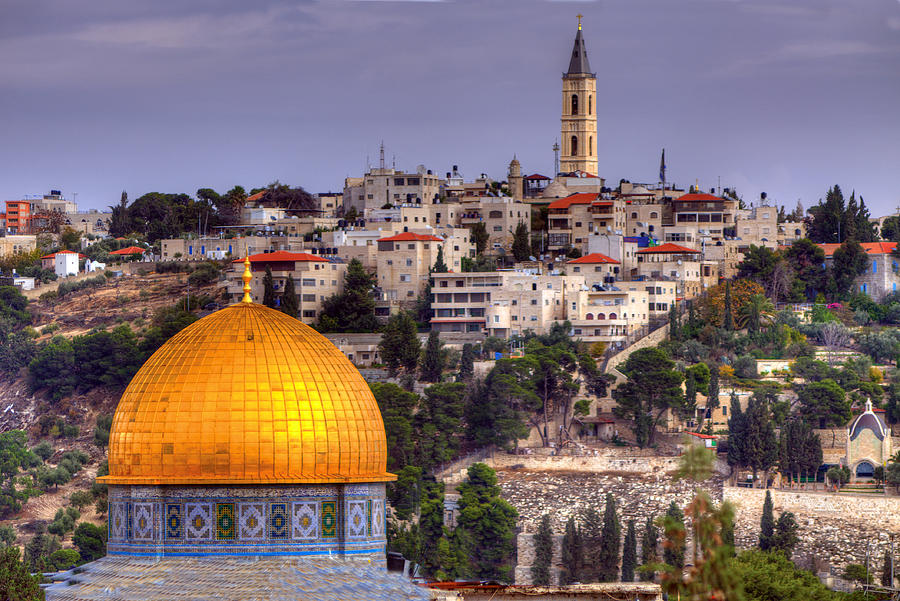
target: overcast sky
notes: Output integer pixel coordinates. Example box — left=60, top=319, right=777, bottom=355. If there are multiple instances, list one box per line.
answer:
left=2, top=0, right=899, bottom=215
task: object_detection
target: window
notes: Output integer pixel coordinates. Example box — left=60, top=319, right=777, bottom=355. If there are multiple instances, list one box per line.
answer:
left=588, top=94, right=592, bottom=115
left=631, top=212, right=638, bottom=219
left=406, top=259, right=413, bottom=266
left=571, top=135, right=578, bottom=156
left=493, top=226, right=502, bottom=232
left=489, top=210, right=502, bottom=219
left=301, top=294, right=316, bottom=302
left=531, top=299, right=538, bottom=305
left=512, top=300, right=517, bottom=305
left=394, top=178, right=405, bottom=186
left=589, top=136, right=593, bottom=155
left=722, top=406, right=727, bottom=416
left=575, top=222, right=582, bottom=228
left=439, top=280, right=448, bottom=287
left=650, top=212, right=658, bottom=219
left=302, top=310, right=316, bottom=318
left=400, top=274, right=411, bottom=282
left=300, top=278, right=315, bottom=286
left=408, top=244, right=415, bottom=250
left=571, top=94, right=578, bottom=115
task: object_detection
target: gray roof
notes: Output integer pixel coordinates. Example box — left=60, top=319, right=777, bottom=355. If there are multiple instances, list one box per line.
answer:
left=850, top=412, right=887, bottom=441
left=45, top=556, right=430, bottom=601
left=566, top=28, right=593, bottom=75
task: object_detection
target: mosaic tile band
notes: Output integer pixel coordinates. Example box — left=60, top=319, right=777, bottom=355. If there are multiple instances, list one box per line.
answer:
left=107, top=484, right=386, bottom=558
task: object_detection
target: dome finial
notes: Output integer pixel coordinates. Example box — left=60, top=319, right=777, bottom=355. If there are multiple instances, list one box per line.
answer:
left=241, top=256, right=253, bottom=303
left=577, top=13, right=583, bottom=30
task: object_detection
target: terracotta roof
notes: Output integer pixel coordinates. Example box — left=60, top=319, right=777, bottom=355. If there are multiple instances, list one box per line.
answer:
left=567, top=253, right=620, bottom=265
left=673, top=193, right=724, bottom=202
left=548, top=193, right=598, bottom=209
left=377, top=232, right=443, bottom=242
left=41, top=250, right=85, bottom=259
left=637, top=242, right=701, bottom=254
left=819, top=242, right=896, bottom=257
left=232, top=251, right=327, bottom=263
left=247, top=191, right=265, bottom=202
left=524, top=174, right=550, bottom=180
left=685, top=432, right=717, bottom=439
left=110, top=246, right=147, bottom=255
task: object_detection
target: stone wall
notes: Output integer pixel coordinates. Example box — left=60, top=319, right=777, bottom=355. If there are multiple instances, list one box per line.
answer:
left=603, top=322, right=670, bottom=373
left=489, top=451, right=683, bottom=476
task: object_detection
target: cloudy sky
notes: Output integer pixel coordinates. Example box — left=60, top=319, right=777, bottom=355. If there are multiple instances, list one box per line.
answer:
left=2, top=0, right=899, bottom=215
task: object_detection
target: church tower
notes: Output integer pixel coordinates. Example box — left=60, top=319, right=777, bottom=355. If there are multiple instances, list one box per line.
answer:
left=560, top=16, right=598, bottom=176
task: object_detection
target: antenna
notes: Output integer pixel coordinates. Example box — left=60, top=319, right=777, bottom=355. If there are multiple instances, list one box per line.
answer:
left=553, top=141, right=560, bottom=176
left=379, top=141, right=385, bottom=170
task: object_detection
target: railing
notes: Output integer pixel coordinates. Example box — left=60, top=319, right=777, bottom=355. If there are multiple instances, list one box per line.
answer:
left=433, top=446, right=496, bottom=482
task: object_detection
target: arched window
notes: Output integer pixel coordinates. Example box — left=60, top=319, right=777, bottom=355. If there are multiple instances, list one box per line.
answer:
left=488, top=210, right=502, bottom=219
left=585, top=313, right=594, bottom=320
left=597, top=313, right=606, bottom=320
left=631, top=212, right=638, bottom=219
left=588, top=95, right=593, bottom=115
left=571, top=94, right=579, bottom=115
left=609, top=312, right=617, bottom=320
left=650, top=211, right=659, bottom=219
left=571, top=135, right=578, bottom=156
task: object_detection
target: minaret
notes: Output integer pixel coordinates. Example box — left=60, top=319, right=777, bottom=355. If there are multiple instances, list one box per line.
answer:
left=508, top=155, right=523, bottom=200
left=560, top=15, right=598, bottom=176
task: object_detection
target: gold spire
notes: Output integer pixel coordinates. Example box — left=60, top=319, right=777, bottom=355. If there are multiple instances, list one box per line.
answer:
left=241, top=256, right=253, bottom=303
left=577, top=14, right=583, bottom=30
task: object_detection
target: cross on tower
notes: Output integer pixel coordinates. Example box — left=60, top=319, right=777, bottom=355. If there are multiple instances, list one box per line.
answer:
left=577, top=14, right=583, bottom=30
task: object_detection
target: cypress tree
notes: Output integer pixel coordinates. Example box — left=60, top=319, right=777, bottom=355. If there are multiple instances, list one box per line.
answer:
left=639, top=517, right=658, bottom=582
left=560, top=516, right=583, bottom=585
left=512, top=222, right=531, bottom=262
left=721, top=513, right=735, bottom=557
left=663, top=502, right=685, bottom=571
left=458, top=343, right=474, bottom=382
left=772, top=511, right=799, bottom=559
left=579, top=507, right=603, bottom=582
left=433, top=246, right=449, bottom=273
left=280, top=275, right=298, bottom=318
left=420, top=331, right=444, bottom=382
left=668, top=305, right=681, bottom=341
left=621, top=519, right=637, bottom=582
left=759, top=490, right=775, bottom=551
left=597, top=493, right=620, bottom=582
left=262, top=265, right=276, bottom=308
left=723, top=280, right=734, bottom=330
left=882, top=548, right=894, bottom=587
left=727, top=392, right=746, bottom=476
left=532, top=514, right=553, bottom=585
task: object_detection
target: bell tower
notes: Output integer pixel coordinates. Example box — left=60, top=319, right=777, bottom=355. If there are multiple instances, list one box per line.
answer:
left=560, top=15, right=598, bottom=176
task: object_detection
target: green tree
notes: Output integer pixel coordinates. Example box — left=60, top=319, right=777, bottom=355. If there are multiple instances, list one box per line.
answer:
left=737, top=294, right=775, bottom=334
left=758, top=490, right=775, bottom=551
left=466, top=359, right=537, bottom=450
left=0, top=524, right=15, bottom=548
left=511, top=222, right=531, bottom=262
left=419, top=481, right=450, bottom=580
left=723, top=280, right=734, bottom=331
left=108, top=190, right=131, bottom=238
left=662, top=502, right=685, bottom=571
left=0, top=547, right=44, bottom=601
left=0, top=286, right=30, bottom=327
left=831, top=239, right=870, bottom=298
left=621, top=519, right=637, bottom=582
left=639, top=517, right=658, bottom=582
left=771, top=512, right=799, bottom=559
left=797, top=378, right=850, bottom=428
left=843, top=563, right=873, bottom=584
left=369, top=383, right=418, bottom=473
left=733, top=549, right=834, bottom=601
left=420, top=331, right=444, bottom=382
left=597, top=493, right=620, bottom=582
left=24, top=527, right=60, bottom=572
left=806, top=184, right=846, bottom=243
left=684, top=362, right=710, bottom=421
left=882, top=548, right=894, bottom=587
left=777, top=418, right=822, bottom=484
left=882, top=216, right=900, bottom=242
left=415, top=383, right=466, bottom=470
left=458, top=343, right=475, bottom=382
left=432, top=246, right=448, bottom=273
left=784, top=239, right=827, bottom=300
left=280, top=275, right=298, bottom=318
left=580, top=506, right=603, bottom=582
left=612, top=347, right=685, bottom=447
left=532, top=514, right=553, bottom=585
left=316, top=259, right=378, bottom=332
left=93, top=414, right=113, bottom=447
left=470, top=223, right=489, bottom=255
left=743, top=397, right=779, bottom=484
left=72, top=522, right=106, bottom=562
left=379, top=311, right=421, bottom=377
left=737, top=245, right=780, bottom=287
left=455, top=463, right=518, bottom=581
left=560, top=516, right=583, bottom=585
left=262, top=266, right=276, bottom=308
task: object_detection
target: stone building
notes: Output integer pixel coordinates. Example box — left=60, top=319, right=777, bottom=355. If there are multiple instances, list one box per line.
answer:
left=846, top=399, right=892, bottom=482
left=0, top=234, right=36, bottom=257
left=821, top=242, right=900, bottom=301
left=560, top=17, right=598, bottom=176
left=45, top=262, right=427, bottom=600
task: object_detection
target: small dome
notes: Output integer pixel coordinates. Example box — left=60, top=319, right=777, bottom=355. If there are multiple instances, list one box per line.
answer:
left=542, top=179, right=571, bottom=198
left=630, top=185, right=651, bottom=195
left=103, top=303, right=391, bottom=485
left=849, top=399, right=887, bottom=441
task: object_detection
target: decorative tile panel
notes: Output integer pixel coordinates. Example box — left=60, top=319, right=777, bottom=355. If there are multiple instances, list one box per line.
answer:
left=185, top=503, right=213, bottom=541
left=372, top=500, right=385, bottom=537
left=165, top=503, right=183, bottom=540
left=292, top=502, right=318, bottom=540
left=321, top=501, right=337, bottom=539
left=238, top=503, right=265, bottom=541
left=269, top=503, right=289, bottom=540
left=216, top=503, right=236, bottom=541
left=347, top=500, right=366, bottom=539
left=133, top=502, right=155, bottom=542
left=111, top=503, right=127, bottom=541
left=366, top=500, right=373, bottom=537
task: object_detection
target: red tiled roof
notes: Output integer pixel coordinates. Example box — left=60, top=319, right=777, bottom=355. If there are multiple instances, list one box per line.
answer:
left=548, top=193, right=598, bottom=209
left=567, top=252, right=620, bottom=265
left=819, top=242, right=896, bottom=257
left=247, top=191, right=265, bottom=202
left=232, top=251, right=327, bottom=263
left=524, top=174, right=550, bottom=180
left=685, top=432, right=717, bottom=439
left=637, top=242, right=700, bottom=254
left=41, top=250, right=85, bottom=259
left=673, top=193, right=723, bottom=202
left=377, top=232, right=443, bottom=242
left=110, top=246, right=147, bottom=255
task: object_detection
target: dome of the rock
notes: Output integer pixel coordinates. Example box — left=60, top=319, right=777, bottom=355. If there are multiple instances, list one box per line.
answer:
left=102, top=302, right=391, bottom=485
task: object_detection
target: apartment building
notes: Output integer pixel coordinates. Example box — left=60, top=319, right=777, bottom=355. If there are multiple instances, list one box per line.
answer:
left=375, top=231, right=473, bottom=302
left=566, top=253, right=621, bottom=287
left=567, top=288, right=650, bottom=345
left=343, top=166, right=443, bottom=214
left=820, top=242, right=900, bottom=301
left=632, top=243, right=711, bottom=299
left=734, top=206, right=778, bottom=250
left=668, top=193, right=737, bottom=243
left=223, top=251, right=346, bottom=324
left=457, top=195, right=531, bottom=251
left=0, top=234, right=36, bottom=257
left=161, top=236, right=264, bottom=260
left=546, top=193, right=626, bottom=253
left=4, top=201, right=31, bottom=233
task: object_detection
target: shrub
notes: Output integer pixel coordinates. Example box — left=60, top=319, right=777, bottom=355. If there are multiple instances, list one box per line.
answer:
left=48, top=547, right=80, bottom=570
left=31, top=441, right=54, bottom=461
left=69, top=490, right=93, bottom=511
left=187, top=262, right=220, bottom=287
left=72, top=523, right=106, bottom=562
left=93, top=414, right=113, bottom=447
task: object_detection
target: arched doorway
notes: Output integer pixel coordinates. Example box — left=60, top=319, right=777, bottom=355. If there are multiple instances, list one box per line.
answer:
left=855, top=461, right=875, bottom=480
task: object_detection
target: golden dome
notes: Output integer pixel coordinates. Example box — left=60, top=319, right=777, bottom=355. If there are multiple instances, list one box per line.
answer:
left=101, top=302, right=392, bottom=485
